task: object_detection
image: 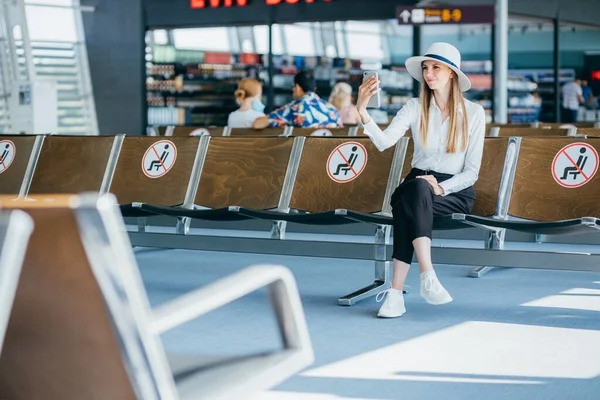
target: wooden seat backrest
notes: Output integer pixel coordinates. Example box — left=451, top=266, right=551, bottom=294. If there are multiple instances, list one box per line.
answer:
left=195, top=137, right=293, bottom=209
left=157, top=126, right=169, bottom=136
left=290, top=138, right=395, bottom=213
left=538, top=122, right=595, bottom=129
left=471, top=138, right=509, bottom=216
left=228, top=127, right=286, bottom=137
left=28, top=136, right=116, bottom=195
left=0, top=136, right=37, bottom=195
left=0, top=197, right=137, bottom=400
left=496, top=128, right=569, bottom=137
left=401, top=137, right=509, bottom=217
left=487, top=123, right=531, bottom=128
left=577, top=128, right=600, bottom=137
left=110, top=137, right=201, bottom=206
left=509, top=138, right=600, bottom=220
left=486, top=124, right=532, bottom=136
left=289, top=127, right=350, bottom=137
left=172, top=126, right=225, bottom=137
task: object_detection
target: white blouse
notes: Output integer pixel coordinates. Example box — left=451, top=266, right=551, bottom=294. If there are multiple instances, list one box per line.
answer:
left=363, top=97, right=486, bottom=196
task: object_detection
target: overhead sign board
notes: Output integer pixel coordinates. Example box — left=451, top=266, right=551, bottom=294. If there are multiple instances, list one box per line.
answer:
left=191, top=0, right=332, bottom=8
left=397, top=5, right=495, bottom=25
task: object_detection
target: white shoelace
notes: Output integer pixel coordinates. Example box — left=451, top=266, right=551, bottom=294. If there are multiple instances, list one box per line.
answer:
left=423, top=274, right=441, bottom=294
left=375, top=289, right=390, bottom=303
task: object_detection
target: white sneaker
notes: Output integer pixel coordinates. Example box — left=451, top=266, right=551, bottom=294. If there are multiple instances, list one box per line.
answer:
left=376, top=288, right=406, bottom=318
left=420, top=270, right=453, bottom=305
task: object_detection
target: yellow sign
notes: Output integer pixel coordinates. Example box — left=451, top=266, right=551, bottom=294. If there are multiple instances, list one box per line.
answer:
left=441, top=9, right=451, bottom=22
left=452, top=9, right=462, bottom=22
left=397, top=5, right=494, bottom=25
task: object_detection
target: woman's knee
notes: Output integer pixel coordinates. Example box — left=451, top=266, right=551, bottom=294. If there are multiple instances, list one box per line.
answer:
left=391, top=179, right=432, bottom=209
left=403, top=178, right=432, bottom=196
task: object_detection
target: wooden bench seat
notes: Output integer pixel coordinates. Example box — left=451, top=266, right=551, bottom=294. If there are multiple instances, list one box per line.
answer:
left=537, top=122, right=598, bottom=129
left=488, top=127, right=575, bottom=137
left=355, top=137, right=512, bottom=229
left=287, top=127, right=358, bottom=137
left=577, top=128, right=600, bottom=137
left=235, top=137, right=405, bottom=225
left=136, top=137, right=297, bottom=224
left=460, top=137, right=600, bottom=235
left=169, top=126, right=227, bottom=137
left=109, top=136, right=204, bottom=217
left=0, top=194, right=312, bottom=400
left=226, top=127, right=288, bottom=137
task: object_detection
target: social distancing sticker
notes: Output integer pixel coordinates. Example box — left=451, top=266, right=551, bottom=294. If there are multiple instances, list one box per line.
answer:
left=142, top=140, right=177, bottom=178
left=552, top=142, right=598, bottom=188
left=327, top=141, right=367, bottom=183
left=0, top=140, right=16, bottom=174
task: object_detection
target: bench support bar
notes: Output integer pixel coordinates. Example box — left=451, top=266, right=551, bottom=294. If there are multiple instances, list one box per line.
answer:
left=469, top=227, right=505, bottom=278
left=338, top=225, right=398, bottom=306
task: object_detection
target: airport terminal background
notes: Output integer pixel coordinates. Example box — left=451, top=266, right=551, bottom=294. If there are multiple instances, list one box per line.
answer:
left=1, top=0, right=600, bottom=399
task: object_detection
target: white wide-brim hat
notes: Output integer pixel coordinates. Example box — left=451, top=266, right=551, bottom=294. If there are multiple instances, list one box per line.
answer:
left=405, top=42, right=471, bottom=92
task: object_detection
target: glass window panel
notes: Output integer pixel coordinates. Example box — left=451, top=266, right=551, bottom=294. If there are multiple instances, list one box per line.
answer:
left=25, top=0, right=72, bottom=5
left=347, top=31, right=384, bottom=60
left=241, top=39, right=254, bottom=53
left=325, top=44, right=336, bottom=58
left=153, top=30, right=169, bottom=45
left=25, top=6, right=77, bottom=42
left=334, top=21, right=346, bottom=58
left=13, top=25, right=22, bottom=41
left=173, top=28, right=230, bottom=51
left=227, top=28, right=240, bottom=53
left=253, top=25, right=283, bottom=55
left=284, top=24, right=316, bottom=56
left=345, top=20, right=381, bottom=34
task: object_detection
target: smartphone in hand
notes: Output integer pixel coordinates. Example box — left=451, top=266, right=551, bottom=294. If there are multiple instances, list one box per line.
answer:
left=363, top=71, right=381, bottom=108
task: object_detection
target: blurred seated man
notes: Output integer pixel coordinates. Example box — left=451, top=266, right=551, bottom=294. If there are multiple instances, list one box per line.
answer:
left=581, top=80, right=596, bottom=109
left=253, top=71, right=342, bottom=129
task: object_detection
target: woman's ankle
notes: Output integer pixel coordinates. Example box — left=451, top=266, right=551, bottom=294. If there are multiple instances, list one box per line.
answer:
left=419, top=266, right=434, bottom=274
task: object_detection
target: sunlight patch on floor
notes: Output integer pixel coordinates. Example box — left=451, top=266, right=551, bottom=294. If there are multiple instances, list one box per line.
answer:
left=248, top=391, right=386, bottom=400
left=303, top=321, right=600, bottom=383
left=523, top=294, right=600, bottom=312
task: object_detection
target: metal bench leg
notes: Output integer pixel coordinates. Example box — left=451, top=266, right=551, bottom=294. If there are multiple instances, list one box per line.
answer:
left=176, top=217, right=191, bottom=235
left=137, top=217, right=147, bottom=233
left=535, top=234, right=543, bottom=243
left=338, top=260, right=391, bottom=306
left=468, top=266, right=495, bottom=278
left=339, top=225, right=398, bottom=306
left=469, top=228, right=505, bottom=278
left=270, top=220, right=287, bottom=240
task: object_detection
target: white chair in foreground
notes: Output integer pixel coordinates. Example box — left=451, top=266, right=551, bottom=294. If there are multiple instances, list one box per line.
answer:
left=0, top=210, right=33, bottom=356
left=0, top=194, right=313, bottom=400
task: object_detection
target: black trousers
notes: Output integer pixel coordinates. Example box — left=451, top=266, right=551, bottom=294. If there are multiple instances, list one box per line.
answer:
left=391, top=168, right=475, bottom=263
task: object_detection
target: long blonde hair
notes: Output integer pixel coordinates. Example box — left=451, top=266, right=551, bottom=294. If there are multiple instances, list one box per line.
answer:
left=419, top=74, right=468, bottom=153
left=329, top=82, right=353, bottom=110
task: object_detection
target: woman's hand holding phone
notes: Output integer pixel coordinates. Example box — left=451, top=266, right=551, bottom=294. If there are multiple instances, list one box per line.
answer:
left=357, top=76, right=380, bottom=125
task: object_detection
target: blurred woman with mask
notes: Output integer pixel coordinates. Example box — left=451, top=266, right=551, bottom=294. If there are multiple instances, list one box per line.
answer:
left=227, top=78, right=266, bottom=128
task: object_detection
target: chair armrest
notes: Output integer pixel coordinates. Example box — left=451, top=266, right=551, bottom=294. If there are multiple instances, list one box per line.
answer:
left=150, top=264, right=312, bottom=353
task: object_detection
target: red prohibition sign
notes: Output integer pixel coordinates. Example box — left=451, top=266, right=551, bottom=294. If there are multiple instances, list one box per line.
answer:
left=551, top=142, right=599, bottom=188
